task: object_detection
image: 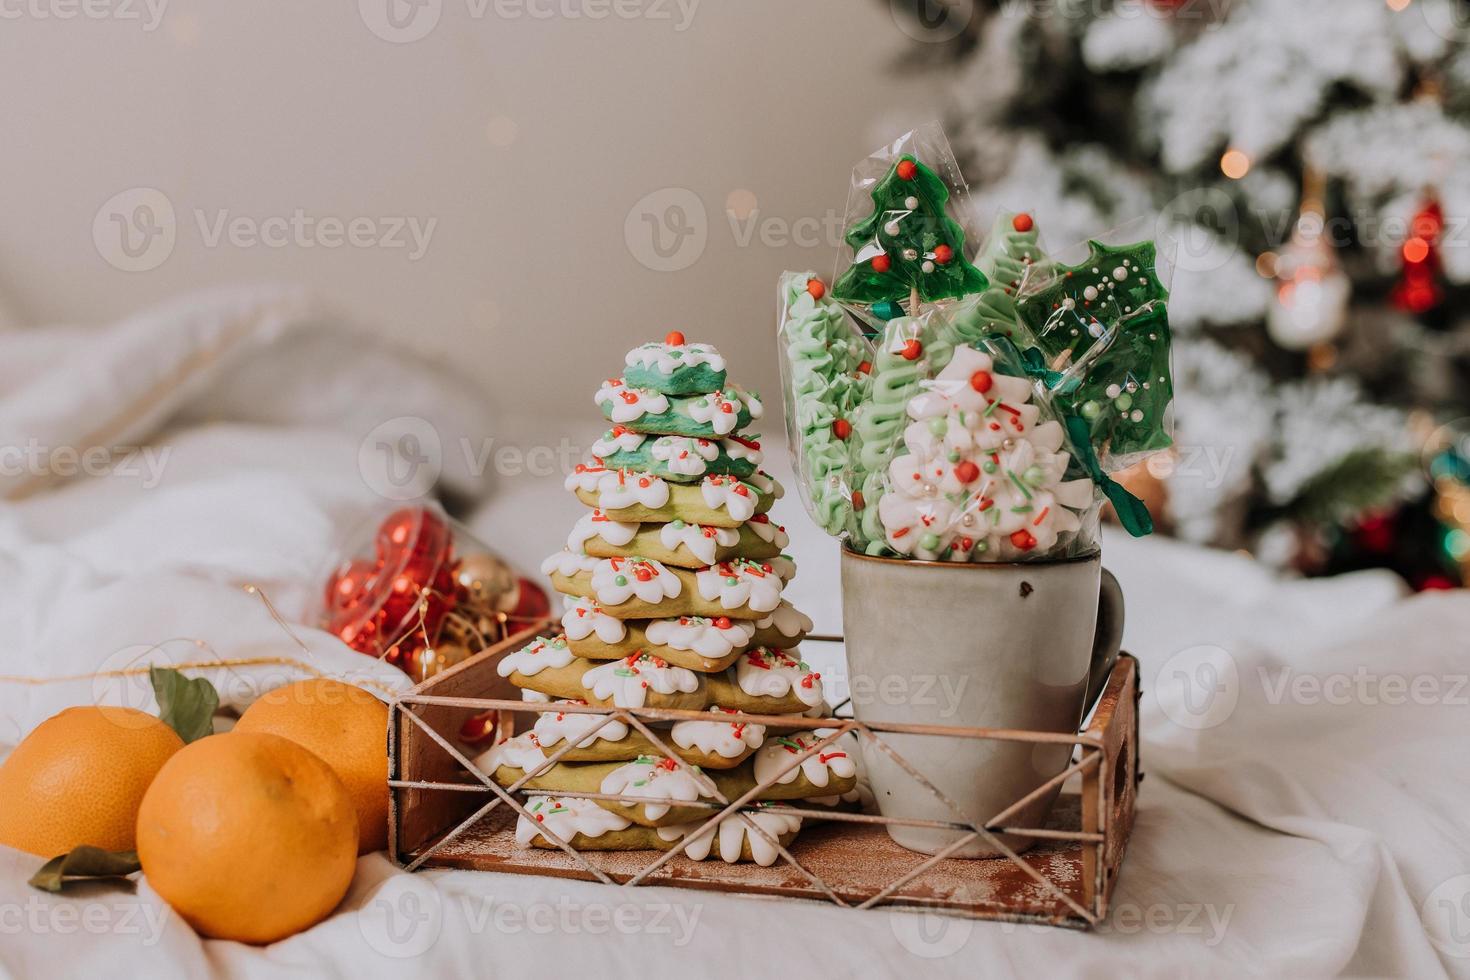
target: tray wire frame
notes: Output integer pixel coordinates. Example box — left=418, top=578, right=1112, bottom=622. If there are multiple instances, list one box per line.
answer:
left=388, top=639, right=1139, bottom=928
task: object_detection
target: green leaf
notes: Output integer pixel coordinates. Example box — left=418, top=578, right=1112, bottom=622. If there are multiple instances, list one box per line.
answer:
left=1286, top=449, right=1418, bottom=528
left=29, top=846, right=141, bottom=893
left=150, top=666, right=218, bottom=743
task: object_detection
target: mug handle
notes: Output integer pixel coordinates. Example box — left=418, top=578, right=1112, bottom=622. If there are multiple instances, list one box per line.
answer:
left=1082, top=567, right=1125, bottom=715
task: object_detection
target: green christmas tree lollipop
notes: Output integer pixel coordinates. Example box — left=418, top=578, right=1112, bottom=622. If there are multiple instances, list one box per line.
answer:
left=1015, top=239, right=1174, bottom=463
left=832, top=155, right=988, bottom=307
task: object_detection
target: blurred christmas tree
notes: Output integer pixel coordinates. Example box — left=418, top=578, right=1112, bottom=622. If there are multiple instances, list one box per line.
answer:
left=889, top=0, right=1470, bottom=587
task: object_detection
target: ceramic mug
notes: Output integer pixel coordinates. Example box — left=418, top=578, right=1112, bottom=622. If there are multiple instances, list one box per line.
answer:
left=839, top=548, right=1123, bottom=857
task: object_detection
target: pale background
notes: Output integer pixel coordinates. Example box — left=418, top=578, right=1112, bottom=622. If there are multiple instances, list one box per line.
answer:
left=0, top=0, right=935, bottom=421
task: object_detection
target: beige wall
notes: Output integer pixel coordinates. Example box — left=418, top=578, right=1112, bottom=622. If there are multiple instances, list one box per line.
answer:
left=0, top=0, right=935, bottom=417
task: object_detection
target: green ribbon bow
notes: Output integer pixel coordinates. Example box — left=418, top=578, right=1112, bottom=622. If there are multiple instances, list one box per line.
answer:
left=1064, top=414, right=1154, bottom=538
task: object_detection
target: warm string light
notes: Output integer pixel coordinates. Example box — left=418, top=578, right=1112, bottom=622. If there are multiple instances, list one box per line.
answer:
left=1220, top=149, right=1252, bottom=180
left=0, top=585, right=401, bottom=699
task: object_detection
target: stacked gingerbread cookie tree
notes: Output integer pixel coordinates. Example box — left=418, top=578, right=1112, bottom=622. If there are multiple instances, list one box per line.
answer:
left=474, top=333, right=857, bottom=866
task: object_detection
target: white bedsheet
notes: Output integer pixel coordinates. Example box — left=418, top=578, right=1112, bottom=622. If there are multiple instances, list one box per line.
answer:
left=1, top=298, right=1467, bottom=979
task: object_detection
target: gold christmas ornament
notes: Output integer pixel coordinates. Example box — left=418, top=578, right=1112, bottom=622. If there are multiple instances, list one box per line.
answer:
left=406, top=641, right=474, bottom=684
left=454, top=553, right=519, bottom=614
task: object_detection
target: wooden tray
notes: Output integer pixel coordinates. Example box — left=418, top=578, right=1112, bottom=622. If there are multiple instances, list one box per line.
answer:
left=387, top=624, right=1140, bottom=929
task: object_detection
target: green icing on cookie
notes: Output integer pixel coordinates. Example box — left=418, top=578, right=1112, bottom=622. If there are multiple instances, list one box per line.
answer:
left=778, top=272, right=863, bottom=535
left=599, top=433, right=759, bottom=484
left=846, top=315, right=928, bottom=553
left=624, top=361, right=727, bottom=397
left=1014, top=239, right=1173, bottom=464
left=596, top=382, right=762, bottom=439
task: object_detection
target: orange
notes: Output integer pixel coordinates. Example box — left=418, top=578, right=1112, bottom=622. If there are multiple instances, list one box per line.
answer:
left=136, top=732, right=358, bottom=944
left=0, top=705, right=183, bottom=857
left=233, top=678, right=391, bottom=853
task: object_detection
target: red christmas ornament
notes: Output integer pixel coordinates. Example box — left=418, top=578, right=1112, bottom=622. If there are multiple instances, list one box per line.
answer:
left=458, top=711, right=499, bottom=746
left=871, top=253, right=892, bottom=273
left=954, top=460, right=979, bottom=484
left=832, top=418, right=852, bottom=440
left=1392, top=198, right=1444, bottom=315
left=665, top=330, right=686, bottom=346
left=805, top=278, right=826, bottom=300
left=969, top=370, right=993, bottom=393
left=896, top=159, right=918, bottom=181
left=1012, top=213, right=1034, bottom=233
left=901, top=338, right=923, bottom=361
left=857, top=360, right=872, bottom=375
left=933, top=244, right=953, bottom=266
left=325, top=558, right=379, bottom=617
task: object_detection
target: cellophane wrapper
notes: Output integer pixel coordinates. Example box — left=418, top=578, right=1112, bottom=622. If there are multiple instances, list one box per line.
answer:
left=776, top=270, right=873, bottom=537
left=843, top=306, right=1102, bottom=562
left=1008, top=219, right=1178, bottom=474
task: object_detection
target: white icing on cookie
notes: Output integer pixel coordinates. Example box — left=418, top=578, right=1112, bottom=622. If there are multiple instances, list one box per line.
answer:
left=685, top=390, right=748, bottom=436
left=746, top=471, right=779, bottom=496
left=671, top=707, right=766, bottom=759
left=565, top=464, right=671, bottom=510
left=581, top=654, right=701, bottom=708
left=516, top=796, right=631, bottom=847
left=473, top=733, right=547, bottom=775
left=752, top=732, right=857, bottom=788
left=659, top=520, right=740, bottom=565
left=878, top=345, right=1094, bottom=561
left=754, top=600, right=814, bottom=639
left=540, top=549, right=600, bottom=578
left=625, top=340, right=726, bottom=375
left=695, top=560, right=784, bottom=613
left=522, top=689, right=552, bottom=704
left=567, top=509, right=641, bottom=553
left=561, top=596, right=628, bottom=644
left=656, top=809, right=800, bottom=866
left=699, top=475, right=759, bottom=522
left=497, top=635, right=574, bottom=678
left=644, top=615, right=756, bottom=658
left=600, top=756, right=713, bottom=821
left=532, top=701, right=631, bottom=749
left=744, top=513, right=789, bottom=548
left=722, top=436, right=763, bottom=465
left=590, top=425, right=648, bottom=457
left=589, top=556, right=681, bottom=606
left=595, top=378, right=670, bottom=422
left=650, top=436, right=720, bottom=477
left=734, top=648, right=824, bottom=707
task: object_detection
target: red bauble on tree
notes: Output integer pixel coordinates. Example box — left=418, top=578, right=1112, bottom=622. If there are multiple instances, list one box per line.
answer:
left=1392, top=197, right=1444, bottom=315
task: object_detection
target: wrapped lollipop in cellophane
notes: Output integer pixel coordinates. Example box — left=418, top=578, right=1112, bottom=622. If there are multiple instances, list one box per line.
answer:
left=776, top=270, right=871, bottom=537
left=845, top=309, right=1099, bottom=561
